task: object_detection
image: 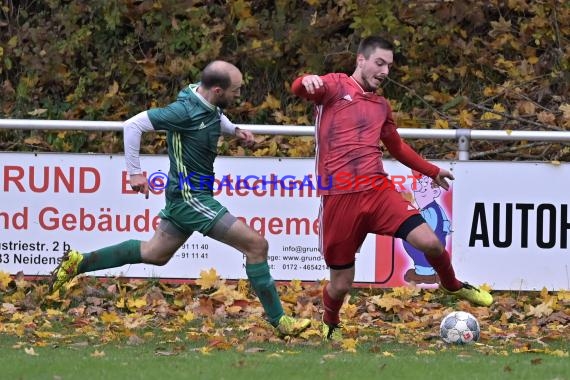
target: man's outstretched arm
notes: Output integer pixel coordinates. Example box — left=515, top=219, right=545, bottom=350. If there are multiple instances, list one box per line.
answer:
left=291, top=75, right=326, bottom=101
left=381, top=129, right=454, bottom=190
left=123, top=111, right=155, bottom=198
left=221, top=114, right=254, bottom=145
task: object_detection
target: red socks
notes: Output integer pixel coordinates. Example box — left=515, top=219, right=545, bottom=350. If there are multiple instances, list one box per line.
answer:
left=425, top=249, right=462, bottom=291
left=322, top=286, right=344, bottom=325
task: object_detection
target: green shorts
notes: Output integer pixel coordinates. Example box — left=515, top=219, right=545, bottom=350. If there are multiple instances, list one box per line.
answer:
left=158, top=193, right=228, bottom=235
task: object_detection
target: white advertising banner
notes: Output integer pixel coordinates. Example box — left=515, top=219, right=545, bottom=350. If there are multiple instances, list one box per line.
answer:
left=0, top=153, right=567, bottom=290
left=450, top=161, right=569, bottom=291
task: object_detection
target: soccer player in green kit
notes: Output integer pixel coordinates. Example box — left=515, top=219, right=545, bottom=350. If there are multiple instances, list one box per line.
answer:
left=50, top=60, right=311, bottom=337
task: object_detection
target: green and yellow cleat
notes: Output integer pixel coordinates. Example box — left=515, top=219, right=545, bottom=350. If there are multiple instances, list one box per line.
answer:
left=49, top=249, right=84, bottom=292
left=322, top=322, right=343, bottom=341
left=274, top=315, right=311, bottom=337
left=443, top=282, right=493, bottom=307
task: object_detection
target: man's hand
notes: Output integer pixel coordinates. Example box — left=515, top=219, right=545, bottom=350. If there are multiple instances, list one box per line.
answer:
left=301, top=75, right=323, bottom=94
left=433, top=168, right=454, bottom=191
left=129, top=173, right=149, bottom=199
left=235, top=127, right=254, bottom=146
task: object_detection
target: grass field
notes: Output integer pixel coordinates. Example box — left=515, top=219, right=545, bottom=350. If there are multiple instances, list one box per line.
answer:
left=1, top=334, right=568, bottom=380
left=0, top=273, right=568, bottom=380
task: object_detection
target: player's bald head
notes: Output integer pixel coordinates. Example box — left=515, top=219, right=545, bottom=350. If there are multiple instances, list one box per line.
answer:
left=200, top=61, right=241, bottom=90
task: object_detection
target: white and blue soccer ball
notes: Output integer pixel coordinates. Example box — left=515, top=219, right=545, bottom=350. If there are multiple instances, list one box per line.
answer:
left=440, top=311, right=480, bottom=344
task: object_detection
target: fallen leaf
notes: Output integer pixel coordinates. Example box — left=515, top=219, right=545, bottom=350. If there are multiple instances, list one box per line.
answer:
left=527, top=301, right=554, bottom=318
left=244, top=347, right=265, bottom=353
left=90, top=350, right=105, bottom=357
left=0, top=271, right=13, bottom=290
left=24, top=347, right=39, bottom=356
left=559, top=103, right=570, bottom=120
left=127, top=334, right=144, bottom=346
left=547, top=350, right=568, bottom=357
left=196, top=268, right=223, bottom=290
left=155, top=350, right=178, bottom=356
left=27, top=108, right=47, bottom=116
left=341, top=338, right=357, bottom=352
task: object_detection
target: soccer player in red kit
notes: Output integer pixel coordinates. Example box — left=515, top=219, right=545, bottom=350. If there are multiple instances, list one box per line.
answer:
left=291, top=36, right=493, bottom=341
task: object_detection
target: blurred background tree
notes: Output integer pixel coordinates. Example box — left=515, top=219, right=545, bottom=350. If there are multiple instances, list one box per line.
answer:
left=0, top=0, right=568, bottom=160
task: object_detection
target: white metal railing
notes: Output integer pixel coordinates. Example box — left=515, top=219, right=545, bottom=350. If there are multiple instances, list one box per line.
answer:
left=1, top=119, right=569, bottom=160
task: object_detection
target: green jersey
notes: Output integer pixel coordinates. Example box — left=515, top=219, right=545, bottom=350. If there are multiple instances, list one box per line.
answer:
left=147, top=84, right=221, bottom=200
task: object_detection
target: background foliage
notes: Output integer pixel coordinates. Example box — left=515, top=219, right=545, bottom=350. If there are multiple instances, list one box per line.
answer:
left=0, top=0, right=569, bottom=160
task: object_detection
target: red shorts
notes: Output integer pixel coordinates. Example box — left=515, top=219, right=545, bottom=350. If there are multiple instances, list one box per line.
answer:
left=319, top=188, right=419, bottom=268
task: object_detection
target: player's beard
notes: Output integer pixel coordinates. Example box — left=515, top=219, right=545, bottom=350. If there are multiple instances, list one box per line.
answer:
left=363, top=75, right=384, bottom=92
left=217, top=97, right=230, bottom=109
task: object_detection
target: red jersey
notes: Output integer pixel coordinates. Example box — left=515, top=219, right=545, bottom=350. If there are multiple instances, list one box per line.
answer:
left=292, top=73, right=398, bottom=195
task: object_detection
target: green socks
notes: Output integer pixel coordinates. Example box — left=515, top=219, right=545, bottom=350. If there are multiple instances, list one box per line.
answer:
left=246, top=261, right=284, bottom=326
left=78, top=239, right=142, bottom=273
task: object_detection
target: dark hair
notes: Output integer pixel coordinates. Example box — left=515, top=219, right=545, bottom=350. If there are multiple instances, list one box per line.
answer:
left=200, top=63, right=231, bottom=90
left=357, top=36, right=394, bottom=58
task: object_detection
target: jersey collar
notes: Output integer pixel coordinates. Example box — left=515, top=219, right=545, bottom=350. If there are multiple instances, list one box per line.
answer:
left=189, top=83, right=218, bottom=111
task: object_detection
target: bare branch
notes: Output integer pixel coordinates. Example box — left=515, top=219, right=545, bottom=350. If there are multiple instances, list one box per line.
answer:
left=383, top=77, right=449, bottom=120
left=551, top=4, right=562, bottom=51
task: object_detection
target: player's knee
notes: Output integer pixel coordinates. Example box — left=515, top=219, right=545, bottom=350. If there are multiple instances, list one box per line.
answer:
left=245, top=234, right=269, bottom=261
left=140, top=241, right=173, bottom=266
left=329, top=279, right=352, bottom=296
left=139, top=250, right=166, bottom=265
left=151, top=257, right=170, bottom=266
left=422, top=236, right=444, bottom=256
left=142, top=253, right=171, bottom=266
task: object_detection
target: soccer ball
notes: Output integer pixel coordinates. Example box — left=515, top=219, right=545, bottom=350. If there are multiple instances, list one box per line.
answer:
left=440, top=311, right=480, bottom=344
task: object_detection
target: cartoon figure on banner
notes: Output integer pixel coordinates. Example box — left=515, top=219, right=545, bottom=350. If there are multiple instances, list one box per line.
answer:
left=402, top=170, right=451, bottom=285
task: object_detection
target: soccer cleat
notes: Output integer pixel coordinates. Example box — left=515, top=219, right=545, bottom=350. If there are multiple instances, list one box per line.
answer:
left=322, top=322, right=343, bottom=341
left=49, top=249, right=84, bottom=292
left=443, top=282, right=493, bottom=307
left=274, top=315, right=311, bottom=337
